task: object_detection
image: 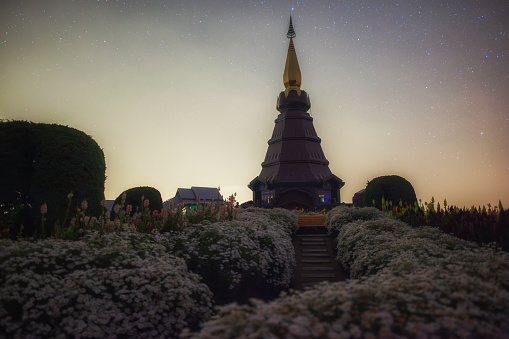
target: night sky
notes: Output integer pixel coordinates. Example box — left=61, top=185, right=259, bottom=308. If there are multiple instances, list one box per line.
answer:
left=1, top=0, right=508, bottom=208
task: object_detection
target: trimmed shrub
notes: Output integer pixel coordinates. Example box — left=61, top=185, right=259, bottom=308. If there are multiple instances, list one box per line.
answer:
left=111, top=186, right=163, bottom=219
left=0, top=121, right=35, bottom=236
left=362, top=175, right=417, bottom=209
left=0, top=121, right=106, bottom=237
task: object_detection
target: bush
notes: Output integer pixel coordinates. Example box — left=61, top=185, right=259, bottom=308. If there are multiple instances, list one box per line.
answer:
left=238, top=207, right=299, bottom=235
left=0, top=233, right=213, bottom=338
left=362, top=175, right=417, bottom=210
left=192, top=216, right=509, bottom=338
left=168, top=210, right=296, bottom=304
left=111, top=186, right=163, bottom=219
left=0, top=121, right=106, bottom=237
left=384, top=198, right=509, bottom=251
left=325, top=205, right=390, bottom=237
left=0, top=121, right=35, bottom=234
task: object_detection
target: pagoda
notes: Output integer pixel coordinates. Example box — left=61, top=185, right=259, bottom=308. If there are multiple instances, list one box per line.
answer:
left=248, top=17, right=345, bottom=210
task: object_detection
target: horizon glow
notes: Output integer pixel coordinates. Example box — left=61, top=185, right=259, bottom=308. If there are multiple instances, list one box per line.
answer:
left=1, top=0, right=508, bottom=208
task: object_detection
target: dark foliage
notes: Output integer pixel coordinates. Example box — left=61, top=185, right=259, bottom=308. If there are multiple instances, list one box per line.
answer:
left=0, top=120, right=106, bottom=237
left=362, top=175, right=417, bottom=210
left=111, top=186, right=163, bottom=219
left=387, top=202, right=509, bottom=251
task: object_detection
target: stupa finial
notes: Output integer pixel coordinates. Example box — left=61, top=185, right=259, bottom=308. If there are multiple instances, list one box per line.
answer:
left=287, top=15, right=296, bottom=38
left=283, top=16, right=301, bottom=97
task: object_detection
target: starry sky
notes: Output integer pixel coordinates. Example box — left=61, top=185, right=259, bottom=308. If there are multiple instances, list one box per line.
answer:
left=1, top=0, right=508, bottom=208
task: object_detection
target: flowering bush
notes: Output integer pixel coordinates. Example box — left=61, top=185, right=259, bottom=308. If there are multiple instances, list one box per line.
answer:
left=325, top=205, right=391, bottom=237
left=168, top=208, right=297, bottom=303
left=0, top=233, right=213, bottom=338
left=237, top=207, right=299, bottom=235
left=0, top=205, right=297, bottom=337
left=53, top=192, right=240, bottom=238
left=192, top=268, right=509, bottom=338
left=381, top=197, right=509, bottom=251
left=193, top=208, right=509, bottom=338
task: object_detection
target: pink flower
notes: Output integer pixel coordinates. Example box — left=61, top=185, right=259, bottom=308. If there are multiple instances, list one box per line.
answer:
left=153, top=210, right=160, bottom=217
left=81, top=200, right=88, bottom=211
left=113, top=205, right=120, bottom=214
left=144, top=199, right=150, bottom=208
left=40, top=203, right=48, bottom=214
left=126, top=205, right=133, bottom=214
left=133, top=219, right=139, bottom=227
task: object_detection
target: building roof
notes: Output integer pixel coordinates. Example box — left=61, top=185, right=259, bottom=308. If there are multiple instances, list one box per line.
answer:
left=169, top=186, right=223, bottom=207
left=177, top=188, right=196, bottom=200
left=191, top=186, right=222, bottom=201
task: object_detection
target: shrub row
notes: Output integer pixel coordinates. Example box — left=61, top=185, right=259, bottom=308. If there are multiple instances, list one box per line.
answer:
left=0, top=207, right=298, bottom=337
left=167, top=208, right=297, bottom=303
left=382, top=198, right=509, bottom=251
left=192, top=206, right=509, bottom=338
left=0, top=233, right=213, bottom=338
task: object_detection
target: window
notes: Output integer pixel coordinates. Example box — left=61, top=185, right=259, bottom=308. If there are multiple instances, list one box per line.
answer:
left=262, top=190, right=274, bottom=205
left=319, top=190, right=331, bottom=203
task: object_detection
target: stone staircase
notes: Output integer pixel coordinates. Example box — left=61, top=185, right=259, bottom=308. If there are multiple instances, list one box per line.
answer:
left=291, top=215, right=348, bottom=290
left=298, top=215, right=327, bottom=228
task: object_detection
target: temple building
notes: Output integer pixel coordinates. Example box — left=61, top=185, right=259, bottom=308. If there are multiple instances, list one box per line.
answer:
left=249, top=17, right=345, bottom=210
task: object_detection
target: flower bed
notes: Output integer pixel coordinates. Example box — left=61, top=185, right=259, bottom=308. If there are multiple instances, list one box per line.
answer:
left=0, top=233, right=213, bottom=338
left=380, top=198, right=509, bottom=251
left=166, top=209, right=296, bottom=303
left=237, top=207, right=299, bottom=235
left=193, top=206, right=509, bottom=338
left=325, top=205, right=392, bottom=238
left=0, top=207, right=298, bottom=337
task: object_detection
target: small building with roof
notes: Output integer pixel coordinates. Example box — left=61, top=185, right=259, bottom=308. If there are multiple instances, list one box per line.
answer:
left=165, top=186, right=223, bottom=209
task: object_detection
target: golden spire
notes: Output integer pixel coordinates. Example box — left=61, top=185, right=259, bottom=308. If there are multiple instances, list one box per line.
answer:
left=283, top=16, right=301, bottom=98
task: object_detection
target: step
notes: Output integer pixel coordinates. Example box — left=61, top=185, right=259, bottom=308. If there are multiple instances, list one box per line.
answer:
left=296, top=226, right=327, bottom=235
left=301, top=237, right=326, bottom=241
left=291, top=228, right=348, bottom=291
left=302, top=248, right=327, bottom=253
left=301, top=253, right=329, bottom=257
left=301, top=242, right=326, bottom=246
left=301, top=272, right=336, bottom=278
left=301, top=258, right=331, bottom=263
left=295, top=233, right=328, bottom=238
left=302, top=267, right=334, bottom=271
left=298, top=216, right=327, bottom=228
left=301, top=239, right=326, bottom=243
left=298, top=215, right=326, bottom=225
